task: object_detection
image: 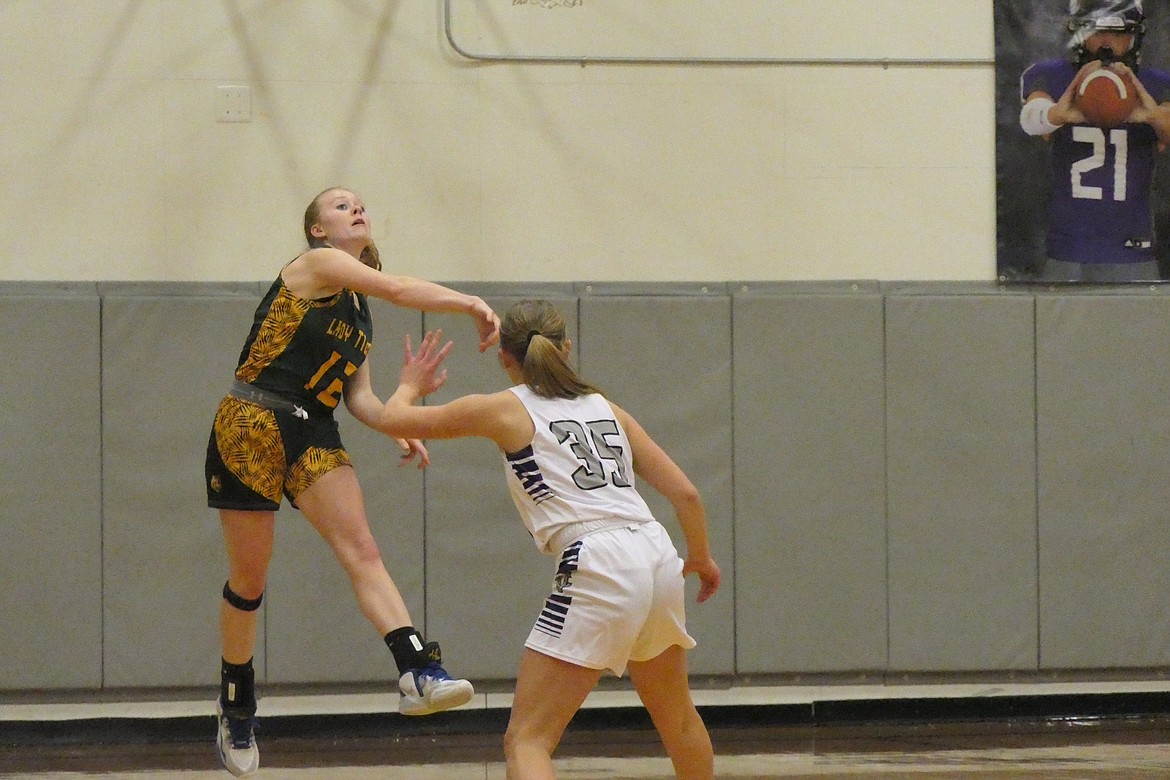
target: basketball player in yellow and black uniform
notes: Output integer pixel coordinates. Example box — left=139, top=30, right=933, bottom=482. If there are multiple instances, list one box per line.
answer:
left=203, top=187, right=500, bottom=778
left=207, top=275, right=375, bottom=508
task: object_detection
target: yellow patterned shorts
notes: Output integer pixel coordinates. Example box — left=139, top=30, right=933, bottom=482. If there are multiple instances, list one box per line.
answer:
left=204, top=396, right=351, bottom=511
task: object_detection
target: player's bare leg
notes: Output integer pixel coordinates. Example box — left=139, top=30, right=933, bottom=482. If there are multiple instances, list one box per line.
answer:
left=217, top=509, right=274, bottom=777
left=295, top=465, right=473, bottom=716
left=220, top=509, right=275, bottom=663
left=504, top=649, right=602, bottom=779
left=294, top=465, right=412, bottom=632
left=628, top=644, right=713, bottom=780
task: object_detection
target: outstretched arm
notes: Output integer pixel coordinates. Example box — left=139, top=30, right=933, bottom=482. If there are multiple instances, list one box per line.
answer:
left=343, top=360, right=432, bottom=468
left=377, top=330, right=532, bottom=452
left=610, top=401, right=720, bottom=603
left=284, top=248, right=500, bottom=351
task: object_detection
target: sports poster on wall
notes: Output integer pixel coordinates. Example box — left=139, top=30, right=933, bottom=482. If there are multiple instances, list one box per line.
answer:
left=994, top=0, right=1170, bottom=282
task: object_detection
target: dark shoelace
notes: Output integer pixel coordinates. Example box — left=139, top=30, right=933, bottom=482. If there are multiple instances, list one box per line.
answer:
left=226, top=714, right=258, bottom=749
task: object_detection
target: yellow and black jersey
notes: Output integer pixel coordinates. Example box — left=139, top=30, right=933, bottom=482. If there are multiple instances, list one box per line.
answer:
left=233, top=276, right=374, bottom=418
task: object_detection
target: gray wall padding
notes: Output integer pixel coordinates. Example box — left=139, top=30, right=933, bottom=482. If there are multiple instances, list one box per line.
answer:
left=886, top=293, right=1038, bottom=671
left=101, top=293, right=261, bottom=688
left=5, top=282, right=1170, bottom=692
left=578, top=289, right=736, bottom=676
left=733, top=289, right=887, bottom=674
left=0, top=294, right=102, bottom=689
left=1036, top=294, right=1170, bottom=668
left=420, top=287, right=578, bottom=681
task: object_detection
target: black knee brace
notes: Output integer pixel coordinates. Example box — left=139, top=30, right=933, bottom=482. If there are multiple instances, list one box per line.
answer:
left=222, top=580, right=263, bottom=612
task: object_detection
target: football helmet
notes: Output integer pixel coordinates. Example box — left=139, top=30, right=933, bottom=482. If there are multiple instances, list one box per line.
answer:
left=1067, top=0, right=1146, bottom=69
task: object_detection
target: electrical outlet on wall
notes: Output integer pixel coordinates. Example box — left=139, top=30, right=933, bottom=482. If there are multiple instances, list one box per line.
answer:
left=216, top=85, right=252, bottom=123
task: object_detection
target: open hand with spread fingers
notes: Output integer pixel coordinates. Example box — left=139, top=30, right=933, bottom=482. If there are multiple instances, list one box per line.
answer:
left=399, top=329, right=455, bottom=400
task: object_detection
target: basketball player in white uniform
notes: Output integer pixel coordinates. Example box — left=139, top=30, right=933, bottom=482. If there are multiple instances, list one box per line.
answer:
left=377, top=299, right=722, bottom=780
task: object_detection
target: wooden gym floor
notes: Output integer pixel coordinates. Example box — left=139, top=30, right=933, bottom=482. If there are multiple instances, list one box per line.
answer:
left=3, top=678, right=1170, bottom=778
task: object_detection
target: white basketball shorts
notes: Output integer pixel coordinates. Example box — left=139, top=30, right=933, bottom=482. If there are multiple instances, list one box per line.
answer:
left=524, top=521, right=696, bottom=676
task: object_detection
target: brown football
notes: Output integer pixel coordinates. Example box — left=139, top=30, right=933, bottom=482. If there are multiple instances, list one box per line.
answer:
left=1075, top=68, right=1138, bottom=129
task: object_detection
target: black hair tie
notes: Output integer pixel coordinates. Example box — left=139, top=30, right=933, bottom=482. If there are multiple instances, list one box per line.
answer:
left=526, top=329, right=541, bottom=347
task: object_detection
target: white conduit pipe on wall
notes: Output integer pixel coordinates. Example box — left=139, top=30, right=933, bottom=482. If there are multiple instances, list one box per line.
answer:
left=443, top=0, right=995, bottom=67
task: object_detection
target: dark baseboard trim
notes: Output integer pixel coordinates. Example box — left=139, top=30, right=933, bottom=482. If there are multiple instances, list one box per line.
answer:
left=5, top=691, right=1170, bottom=748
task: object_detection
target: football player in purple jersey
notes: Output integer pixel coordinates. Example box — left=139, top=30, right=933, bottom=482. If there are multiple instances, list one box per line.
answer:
left=1019, top=0, right=1170, bottom=280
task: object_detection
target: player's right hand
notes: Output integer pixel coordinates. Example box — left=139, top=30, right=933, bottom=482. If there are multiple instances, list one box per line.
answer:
left=683, top=555, right=722, bottom=604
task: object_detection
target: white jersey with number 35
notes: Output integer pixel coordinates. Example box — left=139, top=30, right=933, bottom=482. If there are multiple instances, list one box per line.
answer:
left=503, top=385, right=655, bottom=554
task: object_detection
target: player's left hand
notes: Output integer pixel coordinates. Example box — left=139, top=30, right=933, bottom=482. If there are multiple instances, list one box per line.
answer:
left=1114, top=64, right=1164, bottom=125
left=400, top=329, right=454, bottom=398
left=1114, top=63, right=1170, bottom=144
left=396, top=437, right=431, bottom=468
